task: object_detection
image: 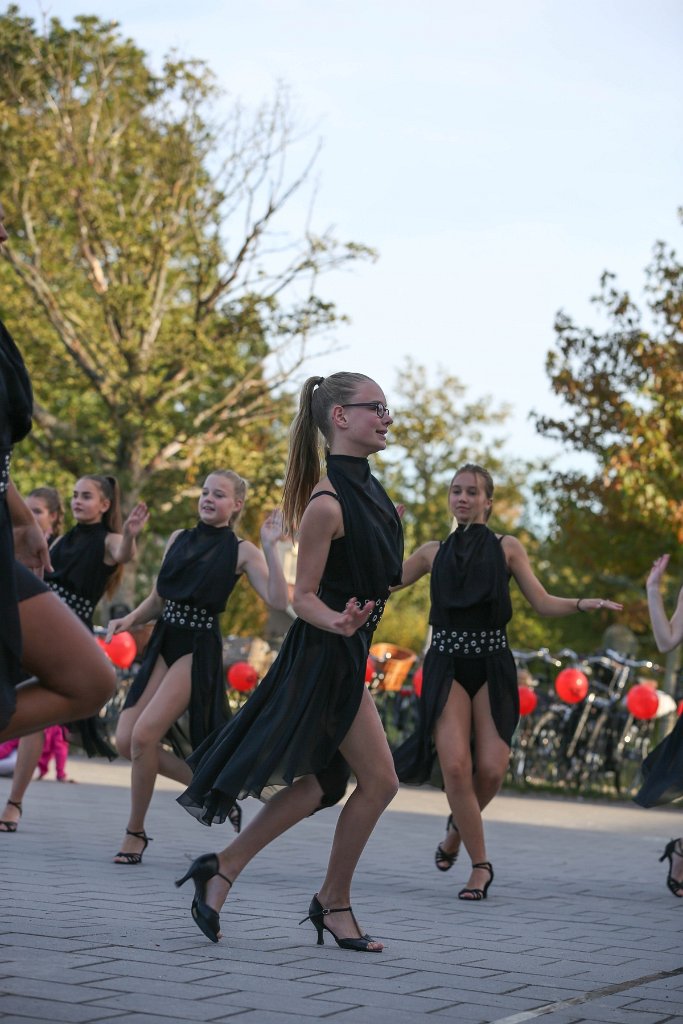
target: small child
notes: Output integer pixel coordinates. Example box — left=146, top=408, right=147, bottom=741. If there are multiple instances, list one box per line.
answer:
left=37, top=726, right=74, bottom=782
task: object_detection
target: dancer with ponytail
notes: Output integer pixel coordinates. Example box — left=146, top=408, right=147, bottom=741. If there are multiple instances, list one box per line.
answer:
left=0, top=474, right=147, bottom=831
left=176, top=373, right=403, bottom=951
left=107, top=470, right=288, bottom=866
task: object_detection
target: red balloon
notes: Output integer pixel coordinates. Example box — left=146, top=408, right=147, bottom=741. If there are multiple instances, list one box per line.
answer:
left=365, top=657, right=375, bottom=684
left=678, top=700, right=683, bottom=717
left=518, top=684, right=538, bottom=716
left=626, top=684, right=659, bottom=720
left=98, top=631, right=137, bottom=669
left=555, top=668, right=589, bottom=704
left=413, top=666, right=423, bottom=698
left=227, top=660, right=258, bottom=693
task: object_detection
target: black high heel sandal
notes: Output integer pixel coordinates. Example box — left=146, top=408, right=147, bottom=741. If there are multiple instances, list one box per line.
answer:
left=299, top=894, right=382, bottom=952
left=458, top=861, right=494, bottom=901
left=175, top=853, right=233, bottom=943
left=0, top=800, right=22, bottom=834
left=113, top=828, right=153, bottom=865
left=435, top=813, right=460, bottom=872
left=227, top=803, right=242, bottom=834
left=659, top=838, right=683, bottom=898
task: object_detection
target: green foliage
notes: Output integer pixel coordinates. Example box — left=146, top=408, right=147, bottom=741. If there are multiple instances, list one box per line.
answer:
left=533, top=214, right=683, bottom=649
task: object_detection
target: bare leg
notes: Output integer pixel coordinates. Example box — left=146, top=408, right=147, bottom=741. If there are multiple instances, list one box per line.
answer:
left=205, top=689, right=398, bottom=949
left=114, top=655, right=193, bottom=862
left=435, top=682, right=509, bottom=895
left=0, top=592, right=115, bottom=741
left=0, top=731, right=44, bottom=831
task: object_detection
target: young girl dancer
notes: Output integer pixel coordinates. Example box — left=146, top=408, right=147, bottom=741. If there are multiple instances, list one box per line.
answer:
left=0, top=203, right=114, bottom=831
left=107, top=470, right=288, bottom=865
left=393, top=464, right=621, bottom=900
left=0, top=475, right=146, bottom=831
left=176, top=373, right=403, bottom=950
left=633, top=553, right=683, bottom=896
left=26, top=487, right=64, bottom=544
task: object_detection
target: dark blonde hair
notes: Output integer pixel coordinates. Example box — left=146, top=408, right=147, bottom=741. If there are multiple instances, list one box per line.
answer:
left=281, top=372, right=374, bottom=534
left=28, top=486, right=64, bottom=538
left=206, top=469, right=248, bottom=527
left=80, top=474, right=124, bottom=595
left=451, top=463, right=494, bottom=521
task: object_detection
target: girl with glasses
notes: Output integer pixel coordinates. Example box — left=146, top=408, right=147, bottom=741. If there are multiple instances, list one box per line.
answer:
left=176, top=373, right=403, bottom=951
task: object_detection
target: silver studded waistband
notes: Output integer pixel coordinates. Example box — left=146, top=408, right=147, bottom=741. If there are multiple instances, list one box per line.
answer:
left=162, top=598, right=215, bottom=631
left=431, top=627, right=508, bottom=657
left=48, top=583, right=95, bottom=623
left=0, top=451, right=10, bottom=496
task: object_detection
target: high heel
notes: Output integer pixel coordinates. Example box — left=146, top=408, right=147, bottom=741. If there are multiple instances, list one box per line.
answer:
left=458, top=861, right=494, bottom=901
left=175, top=853, right=232, bottom=943
left=435, top=813, right=460, bottom=872
left=659, top=839, right=683, bottom=898
left=113, top=828, right=152, bottom=865
left=299, top=894, right=382, bottom=952
left=0, top=800, right=22, bottom=834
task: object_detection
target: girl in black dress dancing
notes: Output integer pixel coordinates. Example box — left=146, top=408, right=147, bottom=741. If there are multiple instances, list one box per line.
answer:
left=633, top=553, right=683, bottom=896
left=393, top=464, right=621, bottom=900
left=176, top=372, right=403, bottom=950
left=27, top=487, right=64, bottom=544
left=0, top=200, right=115, bottom=834
left=106, top=470, right=288, bottom=865
left=0, top=474, right=147, bottom=830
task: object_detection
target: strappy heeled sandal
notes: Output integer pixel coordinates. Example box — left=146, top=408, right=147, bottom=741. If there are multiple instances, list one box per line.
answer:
left=299, top=894, right=383, bottom=952
left=227, top=802, right=242, bottom=834
left=175, top=853, right=233, bottom=943
left=435, top=813, right=460, bottom=871
left=659, top=838, right=683, bottom=898
left=458, top=861, right=494, bottom=901
left=0, top=799, right=22, bottom=833
left=113, top=828, right=153, bottom=865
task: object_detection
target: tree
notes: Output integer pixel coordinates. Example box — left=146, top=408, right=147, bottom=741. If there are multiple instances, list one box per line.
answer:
left=0, top=7, right=372, bottom=622
left=533, top=215, right=683, bottom=646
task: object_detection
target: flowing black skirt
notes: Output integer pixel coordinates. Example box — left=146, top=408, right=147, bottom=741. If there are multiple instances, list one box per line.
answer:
left=393, top=644, right=518, bottom=788
left=633, top=715, right=683, bottom=808
left=178, top=616, right=368, bottom=826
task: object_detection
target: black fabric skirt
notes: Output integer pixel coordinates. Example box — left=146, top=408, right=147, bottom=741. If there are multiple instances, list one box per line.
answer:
left=124, top=619, right=231, bottom=758
left=178, top=616, right=367, bottom=826
left=16, top=561, right=50, bottom=602
left=633, top=715, right=683, bottom=808
left=393, top=645, right=518, bottom=789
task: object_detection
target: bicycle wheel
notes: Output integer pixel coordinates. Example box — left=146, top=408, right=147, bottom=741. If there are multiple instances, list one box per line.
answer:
left=615, top=718, right=653, bottom=797
left=520, top=710, right=565, bottom=786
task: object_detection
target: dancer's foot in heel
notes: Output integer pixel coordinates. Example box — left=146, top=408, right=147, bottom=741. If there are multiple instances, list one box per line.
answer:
left=435, top=813, right=460, bottom=871
left=314, top=890, right=383, bottom=951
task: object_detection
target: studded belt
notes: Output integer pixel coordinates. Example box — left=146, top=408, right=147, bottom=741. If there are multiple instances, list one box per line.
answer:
left=0, top=451, right=10, bottom=496
left=360, top=597, right=387, bottom=633
left=48, top=583, right=95, bottom=624
left=162, top=598, right=215, bottom=631
left=431, top=627, right=507, bottom=657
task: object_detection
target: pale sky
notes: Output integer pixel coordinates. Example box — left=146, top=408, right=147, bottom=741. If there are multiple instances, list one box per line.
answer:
left=19, top=0, right=683, bottom=466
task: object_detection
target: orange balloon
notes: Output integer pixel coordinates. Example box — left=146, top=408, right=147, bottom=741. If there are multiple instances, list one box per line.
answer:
left=625, top=684, right=659, bottom=720
left=555, top=668, right=589, bottom=704
left=518, top=684, right=538, bottom=716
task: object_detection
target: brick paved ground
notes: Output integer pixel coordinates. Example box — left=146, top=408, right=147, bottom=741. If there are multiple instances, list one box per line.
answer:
left=1, top=757, right=682, bottom=1023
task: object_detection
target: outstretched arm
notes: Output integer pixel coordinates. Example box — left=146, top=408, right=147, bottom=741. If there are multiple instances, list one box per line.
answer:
left=238, top=510, right=289, bottom=610
left=105, top=502, right=150, bottom=565
left=504, top=536, right=623, bottom=617
left=105, top=529, right=180, bottom=640
left=647, top=555, right=683, bottom=653
left=390, top=541, right=439, bottom=591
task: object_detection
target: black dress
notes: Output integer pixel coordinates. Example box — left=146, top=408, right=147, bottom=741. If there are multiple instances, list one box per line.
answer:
left=633, top=700, right=683, bottom=807
left=178, top=454, right=404, bottom=826
left=393, top=524, right=518, bottom=788
left=45, top=522, right=118, bottom=757
left=123, top=521, right=240, bottom=756
left=0, top=319, right=34, bottom=727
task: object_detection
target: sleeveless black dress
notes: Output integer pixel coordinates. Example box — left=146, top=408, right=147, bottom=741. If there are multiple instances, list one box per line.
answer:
left=45, top=522, right=117, bottom=757
left=0, top=319, right=35, bottom=726
left=393, top=524, right=518, bottom=788
left=634, top=616, right=683, bottom=807
left=178, top=454, right=403, bottom=826
left=123, top=521, right=240, bottom=756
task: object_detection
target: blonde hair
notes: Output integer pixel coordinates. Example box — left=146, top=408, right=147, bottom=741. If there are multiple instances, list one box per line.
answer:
left=452, top=463, right=495, bottom=522
left=281, top=372, right=374, bottom=535
left=207, top=469, right=248, bottom=527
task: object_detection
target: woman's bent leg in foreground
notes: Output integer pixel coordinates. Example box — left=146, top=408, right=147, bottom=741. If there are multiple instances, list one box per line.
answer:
left=187, top=689, right=398, bottom=947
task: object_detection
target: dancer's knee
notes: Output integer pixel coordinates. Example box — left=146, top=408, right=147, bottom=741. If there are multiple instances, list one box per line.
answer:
left=440, top=754, right=472, bottom=790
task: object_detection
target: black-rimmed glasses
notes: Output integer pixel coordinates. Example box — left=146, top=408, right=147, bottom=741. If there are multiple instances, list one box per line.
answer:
left=343, top=402, right=390, bottom=418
